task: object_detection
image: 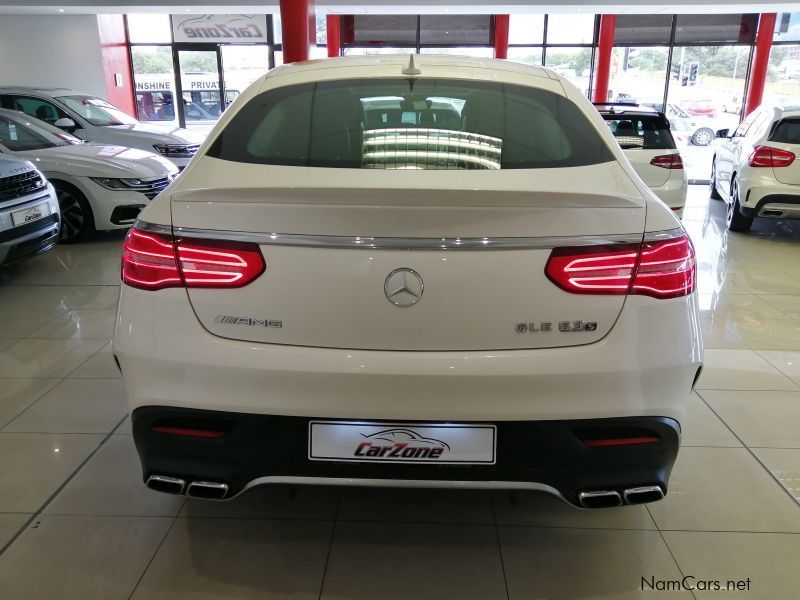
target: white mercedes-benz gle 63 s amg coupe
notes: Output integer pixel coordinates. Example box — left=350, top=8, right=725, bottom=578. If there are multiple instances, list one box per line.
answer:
left=711, top=105, right=800, bottom=232
left=113, top=56, right=702, bottom=509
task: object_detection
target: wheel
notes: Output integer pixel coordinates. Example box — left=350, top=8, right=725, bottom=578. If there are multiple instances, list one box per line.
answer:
left=55, top=183, right=95, bottom=243
left=726, top=178, right=753, bottom=233
left=692, top=127, right=714, bottom=146
left=709, top=161, right=722, bottom=200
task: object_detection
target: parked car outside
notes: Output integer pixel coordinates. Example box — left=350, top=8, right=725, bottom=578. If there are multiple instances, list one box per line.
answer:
left=681, top=99, right=717, bottom=119
left=596, top=104, right=688, bottom=216
left=642, top=101, right=717, bottom=146
left=0, top=154, right=59, bottom=265
left=0, top=108, right=178, bottom=242
left=0, top=87, right=204, bottom=169
left=114, top=56, right=702, bottom=509
left=711, top=105, right=800, bottom=232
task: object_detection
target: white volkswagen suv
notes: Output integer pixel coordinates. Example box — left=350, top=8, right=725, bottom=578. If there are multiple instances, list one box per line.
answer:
left=113, top=56, right=702, bottom=509
left=711, top=105, right=800, bottom=232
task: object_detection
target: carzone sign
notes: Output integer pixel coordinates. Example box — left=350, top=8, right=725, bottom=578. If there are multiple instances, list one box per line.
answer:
left=172, top=14, right=269, bottom=43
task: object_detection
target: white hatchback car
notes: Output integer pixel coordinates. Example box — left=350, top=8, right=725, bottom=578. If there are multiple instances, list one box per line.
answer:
left=597, top=104, right=688, bottom=216
left=113, top=56, right=702, bottom=509
left=0, top=109, right=178, bottom=242
left=711, top=105, right=800, bottom=232
left=0, top=87, right=205, bottom=168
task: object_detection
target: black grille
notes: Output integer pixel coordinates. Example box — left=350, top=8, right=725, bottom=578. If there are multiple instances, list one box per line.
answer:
left=0, top=170, right=46, bottom=202
left=0, top=213, right=59, bottom=243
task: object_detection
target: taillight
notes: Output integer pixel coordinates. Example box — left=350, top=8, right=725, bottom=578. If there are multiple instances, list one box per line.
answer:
left=121, top=228, right=182, bottom=290
left=649, top=154, right=683, bottom=169
left=748, top=145, right=796, bottom=167
left=545, top=234, right=695, bottom=299
left=122, top=226, right=265, bottom=291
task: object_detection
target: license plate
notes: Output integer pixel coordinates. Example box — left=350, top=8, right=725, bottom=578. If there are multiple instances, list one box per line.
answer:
left=11, top=202, right=50, bottom=227
left=309, top=421, right=496, bottom=465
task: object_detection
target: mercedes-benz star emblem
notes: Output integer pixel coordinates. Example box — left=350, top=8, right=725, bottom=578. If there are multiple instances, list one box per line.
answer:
left=384, top=268, right=424, bottom=307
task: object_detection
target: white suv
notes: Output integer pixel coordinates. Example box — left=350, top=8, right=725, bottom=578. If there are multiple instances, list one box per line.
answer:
left=0, top=155, right=59, bottom=265
left=711, top=105, right=800, bottom=232
left=0, top=87, right=204, bottom=168
left=113, top=56, right=702, bottom=509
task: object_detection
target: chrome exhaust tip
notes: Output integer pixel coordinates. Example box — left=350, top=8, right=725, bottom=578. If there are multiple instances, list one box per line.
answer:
left=623, top=485, right=665, bottom=505
left=759, top=209, right=785, bottom=218
left=578, top=490, right=622, bottom=509
left=186, top=481, right=229, bottom=500
left=146, top=474, right=185, bottom=495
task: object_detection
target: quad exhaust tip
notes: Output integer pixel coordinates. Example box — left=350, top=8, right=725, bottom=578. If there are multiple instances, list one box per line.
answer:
left=146, top=475, right=185, bottom=495
left=578, top=490, right=622, bottom=509
left=578, top=485, right=665, bottom=508
left=146, top=475, right=229, bottom=500
left=623, top=485, right=665, bottom=505
left=186, top=480, right=229, bottom=500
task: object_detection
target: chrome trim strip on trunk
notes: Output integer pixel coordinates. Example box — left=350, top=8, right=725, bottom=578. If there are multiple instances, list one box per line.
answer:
left=136, top=221, right=685, bottom=251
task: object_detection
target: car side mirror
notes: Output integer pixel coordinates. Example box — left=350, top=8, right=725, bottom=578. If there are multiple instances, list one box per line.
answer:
left=54, top=117, right=77, bottom=132
left=715, top=128, right=730, bottom=138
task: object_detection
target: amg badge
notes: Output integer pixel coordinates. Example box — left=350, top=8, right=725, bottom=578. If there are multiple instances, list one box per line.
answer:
left=215, top=315, right=282, bottom=328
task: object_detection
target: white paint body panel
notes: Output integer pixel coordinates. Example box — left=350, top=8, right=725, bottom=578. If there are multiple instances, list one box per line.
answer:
left=115, top=56, right=701, bottom=436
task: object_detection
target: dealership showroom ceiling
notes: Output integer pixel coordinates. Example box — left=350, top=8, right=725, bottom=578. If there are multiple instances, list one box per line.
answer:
left=2, top=1, right=800, bottom=598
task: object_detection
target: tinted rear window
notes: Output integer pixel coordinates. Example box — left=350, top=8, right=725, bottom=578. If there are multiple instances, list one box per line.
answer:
left=770, top=118, right=800, bottom=144
left=601, top=114, right=676, bottom=150
left=207, top=78, right=614, bottom=169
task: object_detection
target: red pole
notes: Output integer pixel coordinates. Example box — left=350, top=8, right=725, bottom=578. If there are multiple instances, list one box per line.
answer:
left=745, top=13, right=777, bottom=116
left=280, top=0, right=316, bottom=63
left=494, top=15, right=509, bottom=59
left=593, top=15, right=615, bottom=103
left=326, top=15, right=341, bottom=58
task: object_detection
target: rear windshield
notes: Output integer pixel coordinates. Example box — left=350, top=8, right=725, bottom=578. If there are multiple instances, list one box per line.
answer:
left=601, top=115, right=676, bottom=151
left=207, top=78, right=614, bottom=169
left=770, top=118, right=800, bottom=144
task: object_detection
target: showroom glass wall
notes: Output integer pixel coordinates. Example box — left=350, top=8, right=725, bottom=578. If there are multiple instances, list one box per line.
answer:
left=767, top=13, right=800, bottom=108
left=127, top=14, right=281, bottom=131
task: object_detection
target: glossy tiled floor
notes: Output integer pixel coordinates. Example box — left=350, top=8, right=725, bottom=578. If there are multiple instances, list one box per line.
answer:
left=1, top=186, right=799, bottom=599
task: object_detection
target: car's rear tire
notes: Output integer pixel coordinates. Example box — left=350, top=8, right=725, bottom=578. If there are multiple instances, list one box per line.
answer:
left=709, top=161, right=722, bottom=200
left=726, top=179, right=753, bottom=233
left=692, top=128, right=714, bottom=146
left=54, top=182, right=95, bottom=243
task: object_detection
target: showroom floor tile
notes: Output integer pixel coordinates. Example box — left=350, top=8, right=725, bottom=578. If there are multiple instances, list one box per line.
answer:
left=0, top=189, right=798, bottom=597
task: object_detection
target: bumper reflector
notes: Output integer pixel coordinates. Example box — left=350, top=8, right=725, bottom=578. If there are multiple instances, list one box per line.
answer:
left=583, top=436, right=660, bottom=447
left=151, top=425, right=225, bottom=439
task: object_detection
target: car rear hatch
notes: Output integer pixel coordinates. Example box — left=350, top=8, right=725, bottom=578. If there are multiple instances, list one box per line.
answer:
left=162, top=73, right=649, bottom=352
left=170, top=162, right=646, bottom=352
left=602, top=113, right=679, bottom=189
left=766, top=118, right=800, bottom=185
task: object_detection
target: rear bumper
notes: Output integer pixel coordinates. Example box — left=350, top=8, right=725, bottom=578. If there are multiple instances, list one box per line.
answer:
left=132, top=406, right=680, bottom=507
left=114, top=287, right=702, bottom=423
left=739, top=193, right=800, bottom=219
left=651, top=173, right=688, bottom=214
left=0, top=209, right=60, bottom=266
